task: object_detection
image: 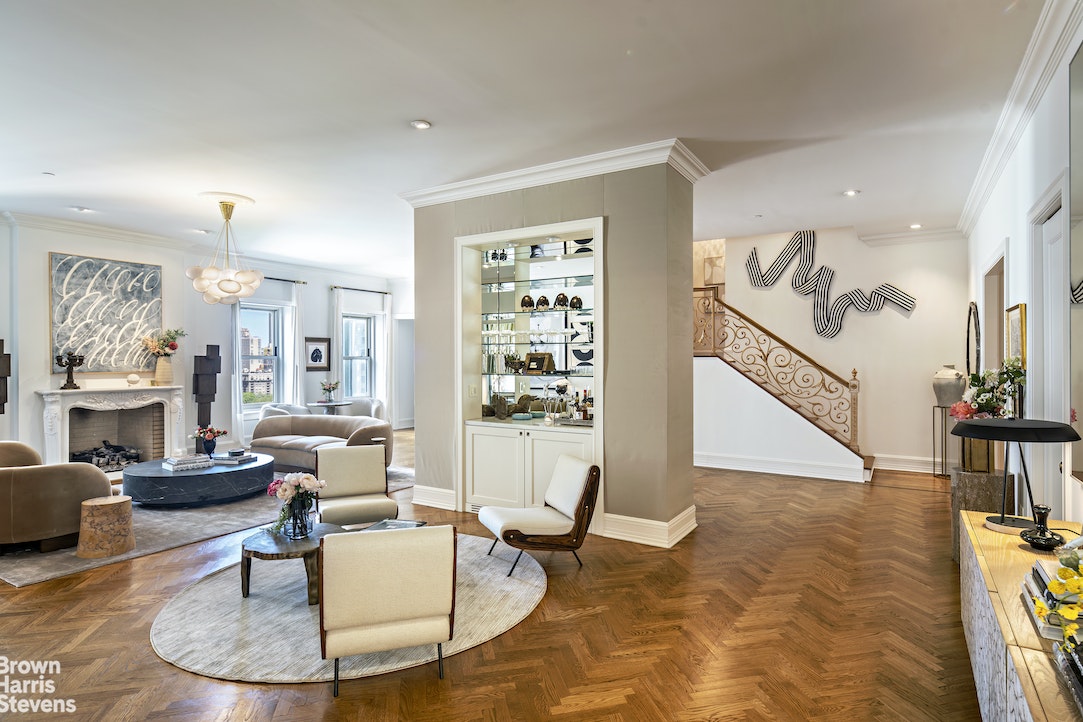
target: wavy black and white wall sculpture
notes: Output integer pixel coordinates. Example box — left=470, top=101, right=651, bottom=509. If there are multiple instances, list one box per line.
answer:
left=745, top=230, right=916, bottom=339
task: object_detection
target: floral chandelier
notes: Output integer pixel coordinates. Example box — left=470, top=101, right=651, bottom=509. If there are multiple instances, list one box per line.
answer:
left=185, top=194, right=264, bottom=305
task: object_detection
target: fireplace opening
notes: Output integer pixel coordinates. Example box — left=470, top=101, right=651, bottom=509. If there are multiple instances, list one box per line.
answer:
left=67, top=405, right=165, bottom=467
left=70, top=441, right=142, bottom=471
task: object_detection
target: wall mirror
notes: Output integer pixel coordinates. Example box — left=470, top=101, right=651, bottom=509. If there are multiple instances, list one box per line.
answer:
left=1070, top=41, right=1083, bottom=480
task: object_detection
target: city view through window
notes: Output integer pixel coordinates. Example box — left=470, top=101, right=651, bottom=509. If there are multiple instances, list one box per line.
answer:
left=240, top=306, right=279, bottom=405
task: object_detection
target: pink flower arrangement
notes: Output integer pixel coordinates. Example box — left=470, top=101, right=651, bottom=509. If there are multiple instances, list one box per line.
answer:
left=190, top=425, right=227, bottom=440
left=268, top=472, right=327, bottom=534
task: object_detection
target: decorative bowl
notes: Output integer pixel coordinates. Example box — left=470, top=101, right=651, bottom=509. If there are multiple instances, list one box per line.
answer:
left=511, top=413, right=532, bottom=420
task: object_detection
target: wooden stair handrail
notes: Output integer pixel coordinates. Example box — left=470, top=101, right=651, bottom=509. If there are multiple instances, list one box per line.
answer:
left=694, top=286, right=861, bottom=455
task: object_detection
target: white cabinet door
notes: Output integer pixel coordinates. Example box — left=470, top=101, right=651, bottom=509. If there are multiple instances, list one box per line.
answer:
left=465, top=425, right=525, bottom=510
left=524, top=429, right=593, bottom=507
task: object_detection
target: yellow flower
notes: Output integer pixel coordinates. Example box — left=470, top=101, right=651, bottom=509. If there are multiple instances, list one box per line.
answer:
left=1035, top=598, right=1051, bottom=620
left=1065, top=622, right=1080, bottom=639
left=1059, top=604, right=1081, bottom=621
left=1049, top=579, right=1068, bottom=595
left=1058, top=566, right=1080, bottom=580
left=1067, top=577, right=1083, bottom=595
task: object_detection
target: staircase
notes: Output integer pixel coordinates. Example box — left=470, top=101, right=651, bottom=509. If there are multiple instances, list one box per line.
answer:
left=694, top=287, right=873, bottom=479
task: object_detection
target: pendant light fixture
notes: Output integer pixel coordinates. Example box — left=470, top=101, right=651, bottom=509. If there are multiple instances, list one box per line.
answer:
left=186, top=193, right=264, bottom=305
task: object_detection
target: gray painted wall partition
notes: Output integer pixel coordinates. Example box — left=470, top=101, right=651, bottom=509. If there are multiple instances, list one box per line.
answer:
left=413, top=164, right=693, bottom=524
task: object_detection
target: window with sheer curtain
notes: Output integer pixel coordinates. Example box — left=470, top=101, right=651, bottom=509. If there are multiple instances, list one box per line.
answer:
left=239, top=304, right=283, bottom=408
left=342, top=314, right=374, bottom=397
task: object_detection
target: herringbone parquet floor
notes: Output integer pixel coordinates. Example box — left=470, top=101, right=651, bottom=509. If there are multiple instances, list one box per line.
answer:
left=0, top=434, right=979, bottom=721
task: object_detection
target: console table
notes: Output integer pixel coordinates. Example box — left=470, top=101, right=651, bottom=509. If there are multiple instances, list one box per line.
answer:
left=959, top=510, right=1083, bottom=721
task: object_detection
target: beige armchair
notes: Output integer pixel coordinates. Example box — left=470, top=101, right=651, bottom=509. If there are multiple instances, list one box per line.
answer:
left=315, top=445, right=399, bottom=527
left=319, top=525, right=457, bottom=696
left=0, top=441, right=112, bottom=551
left=478, top=454, right=600, bottom=576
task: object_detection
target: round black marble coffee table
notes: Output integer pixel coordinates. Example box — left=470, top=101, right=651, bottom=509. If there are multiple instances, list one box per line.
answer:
left=122, top=453, right=274, bottom=506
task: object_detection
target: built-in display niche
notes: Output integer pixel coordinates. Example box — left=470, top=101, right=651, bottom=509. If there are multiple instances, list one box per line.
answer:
left=479, top=236, right=595, bottom=408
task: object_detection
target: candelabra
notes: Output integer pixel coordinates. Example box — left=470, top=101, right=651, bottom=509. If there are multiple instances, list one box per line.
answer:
left=55, top=351, right=85, bottom=390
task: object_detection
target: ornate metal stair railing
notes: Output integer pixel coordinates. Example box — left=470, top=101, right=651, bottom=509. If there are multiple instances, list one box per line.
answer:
left=694, top=287, right=861, bottom=454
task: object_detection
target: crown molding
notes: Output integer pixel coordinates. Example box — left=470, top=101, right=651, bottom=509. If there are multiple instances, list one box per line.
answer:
left=862, top=228, right=966, bottom=247
left=4, top=213, right=193, bottom=250
left=958, top=0, right=1083, bottom=235
left=401, top=138, right=710, bottom=208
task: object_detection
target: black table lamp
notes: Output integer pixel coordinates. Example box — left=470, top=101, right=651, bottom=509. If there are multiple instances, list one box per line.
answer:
left=951, top=418, right=1080, bottom=542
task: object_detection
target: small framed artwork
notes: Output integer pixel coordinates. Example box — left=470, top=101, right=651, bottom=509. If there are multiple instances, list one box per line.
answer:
left=1005, top=303, right=1026, bottom=368
left=524, top=352, right=555, bottom=374
left=305, top=337, right=331, bottom=371
left=704, top=256, right=725, bottom=286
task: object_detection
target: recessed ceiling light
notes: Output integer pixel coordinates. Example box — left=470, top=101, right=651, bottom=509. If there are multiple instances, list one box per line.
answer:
left=410, top=119, right=432, bottom=130
left=910, top=223, right=923, bottom=230
left=70, top=206, right=93, bottom=213
left=842, top=189, right=861, bottom=197
left=194, top=229, right=211, bottom=235
left=41, top=171, right=55, bottom=177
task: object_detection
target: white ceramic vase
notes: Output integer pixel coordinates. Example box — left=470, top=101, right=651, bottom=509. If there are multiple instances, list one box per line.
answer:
left=933, top=364, right=965, bottom=407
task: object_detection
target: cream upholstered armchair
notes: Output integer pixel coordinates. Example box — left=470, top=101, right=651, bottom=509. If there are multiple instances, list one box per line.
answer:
left=319, top=525, right=457, bottom=696
left=314, top=445, right=398, bottom=527
left=0, top=441, right=112, bottom=551
left=478, top=454, right=600, bottom=576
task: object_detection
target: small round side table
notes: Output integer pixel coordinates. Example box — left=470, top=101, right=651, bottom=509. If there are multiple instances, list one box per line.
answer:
left=76, top=495, right=136, bottom=558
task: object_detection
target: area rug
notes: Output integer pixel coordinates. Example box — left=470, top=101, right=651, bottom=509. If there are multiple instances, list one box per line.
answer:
left=150, top=534, right=545, bottom=683
left=0, top=467, right=415, bottom=589
left=0, top=493, right=281, bottom=588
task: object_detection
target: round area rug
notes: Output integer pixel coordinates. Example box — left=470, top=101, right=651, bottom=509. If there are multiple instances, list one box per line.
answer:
left=150, top=534, right=544, bottom=683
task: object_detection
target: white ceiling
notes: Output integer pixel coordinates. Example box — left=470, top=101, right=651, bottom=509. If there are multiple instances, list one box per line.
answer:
left=0, top=1, right=1045, bottom=279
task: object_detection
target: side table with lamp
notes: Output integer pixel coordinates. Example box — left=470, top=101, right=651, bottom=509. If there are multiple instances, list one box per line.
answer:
left=950, top=417, right=1080, bottom=549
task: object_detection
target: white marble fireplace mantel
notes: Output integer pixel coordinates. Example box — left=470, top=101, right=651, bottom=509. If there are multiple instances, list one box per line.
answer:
left=36, top=386, right=185, bottom=465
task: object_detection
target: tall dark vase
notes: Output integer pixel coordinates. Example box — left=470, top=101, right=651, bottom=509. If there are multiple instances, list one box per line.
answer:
left=202, top=438, right=217, bottom=455
left=286, top=495, right=312, bottom=539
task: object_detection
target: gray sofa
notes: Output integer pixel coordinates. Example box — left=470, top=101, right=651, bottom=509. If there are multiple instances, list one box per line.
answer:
left=250, top=414, right=393, bottom=473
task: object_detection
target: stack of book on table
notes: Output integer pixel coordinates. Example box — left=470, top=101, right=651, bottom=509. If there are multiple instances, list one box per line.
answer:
left=1021, top=557, right=1083, bottom=712
left=162, top=454, right=213, bottom=472
left=211, top=450, right=256, bottom=465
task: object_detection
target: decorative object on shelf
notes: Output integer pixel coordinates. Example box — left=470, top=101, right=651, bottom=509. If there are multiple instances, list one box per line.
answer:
left=1021, top=504, right=1065, bottom=550
left=192, top=425, right=228, bottom=456
left=569, top=296, right=583, bottom=310
left=1032, top=548, right=1082, bottom=653
left=1006, top=303, right=1027, bottom=369
left=554, top=293, right=569, bottom=310
left=745, top=230, right=916, bottom=338
left=50, top=253, right=162, bottom=373
left=530, top=244, right=544, bottom=258
left=268, top=472, right=326, bottom=539
left=0, top=339, right=9, bottom=414
left=504, top=353, right=523, bottom=374
left=305, top=337, right=331, bottom=372
left=932, top=364, right=966, bottom=407
left=192, top=345, right=222, bottom=427
left=525, top=352, right=556, bottom=374
left=951, top=418, right=1080, bottom=534
left=55, top=351, right=85, bottom=390
left=492, top=395, right=509, bottom=420
left=535, top=295, right=550, bottom=311
left=185, top=194, right=264, bottom=305
left=126, top=373, right=140, bottom=386
left=520, top=294, right=534, bottom=311
left=320, top=379, right=340, bottom=403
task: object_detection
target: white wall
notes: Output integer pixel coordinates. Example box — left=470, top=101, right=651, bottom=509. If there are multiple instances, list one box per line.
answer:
left=0, top=216, right=411, bottom=452
left=966, top=20, right=1082, bottom=520
left=700, top=226, right=969, bottom=474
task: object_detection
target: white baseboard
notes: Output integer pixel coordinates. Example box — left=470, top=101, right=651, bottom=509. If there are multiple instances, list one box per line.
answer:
left=410, top=484, right=456, bottom=510
left=872, top=454, right=947, bottom=474
left=601, top=505, right=697, bottom=548
left=694, top=451, right=864, bottom=483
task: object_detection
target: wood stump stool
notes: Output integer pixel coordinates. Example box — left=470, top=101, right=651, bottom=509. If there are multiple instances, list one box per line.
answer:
left=76, top=495, right=135, bottom=559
